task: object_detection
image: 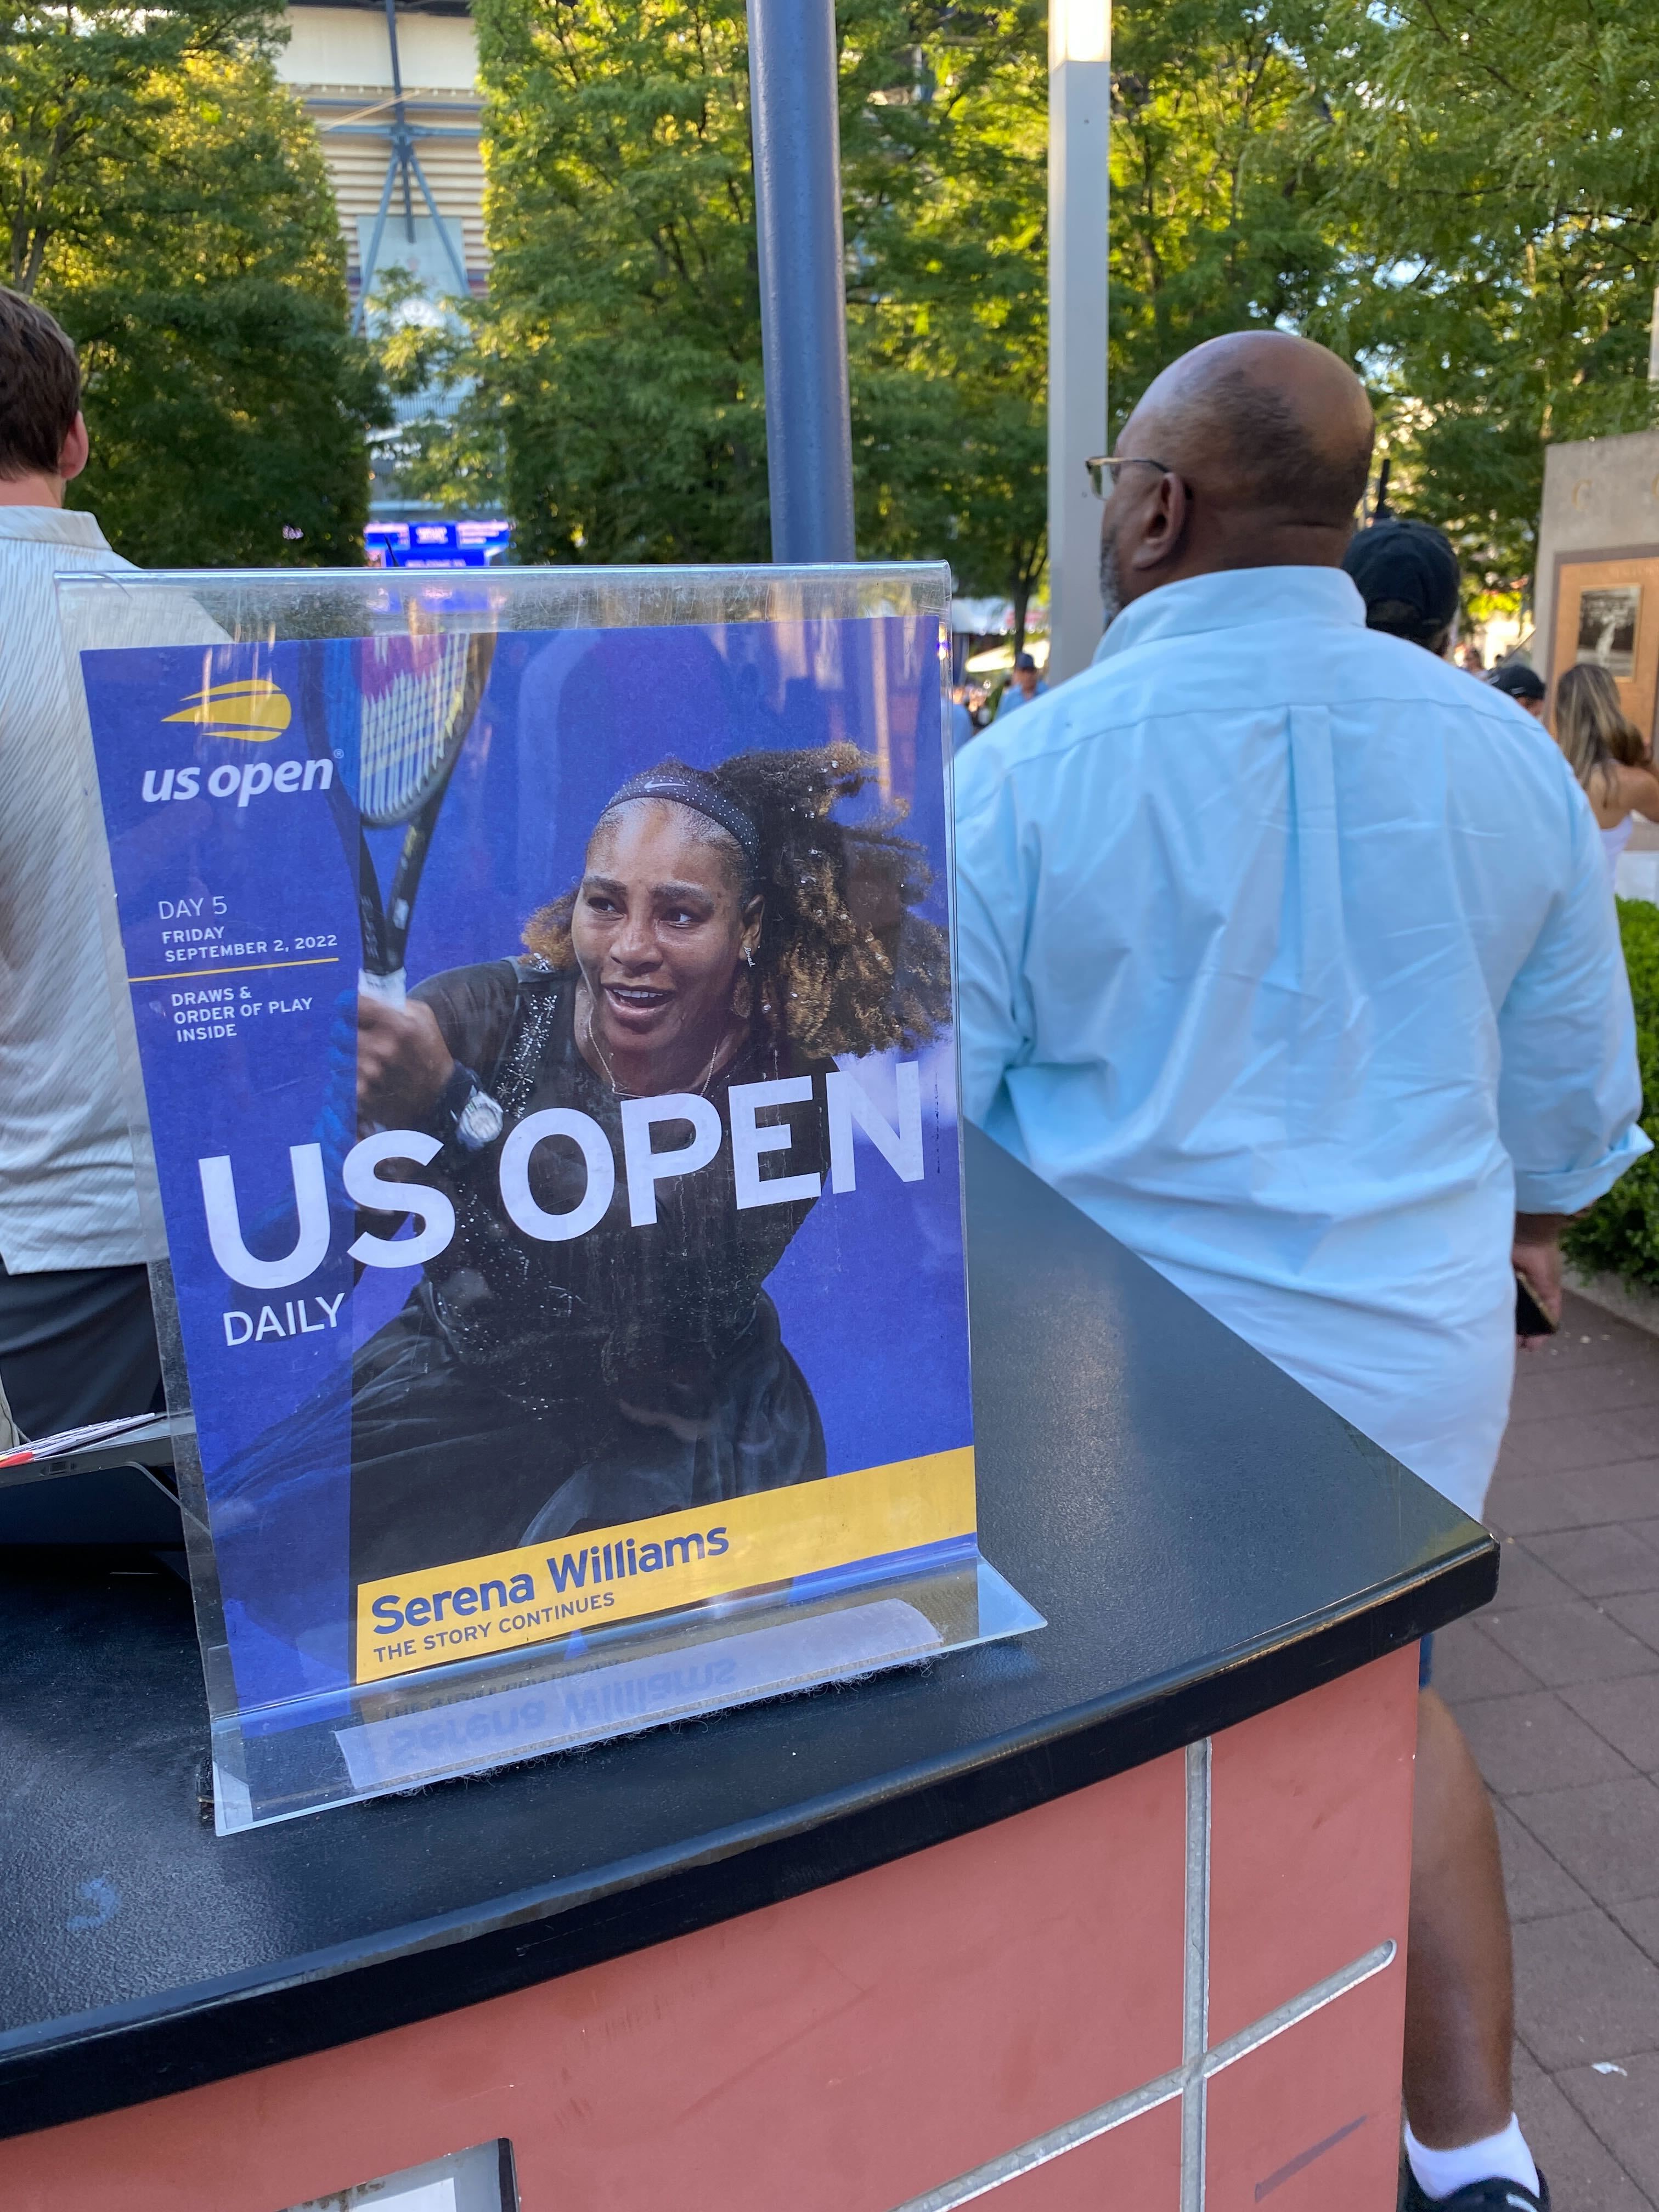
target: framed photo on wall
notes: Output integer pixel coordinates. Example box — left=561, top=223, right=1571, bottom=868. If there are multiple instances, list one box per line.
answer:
left=1576, top=584, right=1640, bottom=677
left=1550, top=552, right=1659, bottom=736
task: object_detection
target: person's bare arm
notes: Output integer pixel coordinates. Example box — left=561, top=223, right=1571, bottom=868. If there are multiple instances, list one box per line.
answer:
left=1618, top=759, right=1659, bottom=824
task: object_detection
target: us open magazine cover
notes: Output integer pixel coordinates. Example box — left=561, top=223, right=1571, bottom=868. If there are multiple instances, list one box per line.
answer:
left=80, top=608, right=976, bottom=1731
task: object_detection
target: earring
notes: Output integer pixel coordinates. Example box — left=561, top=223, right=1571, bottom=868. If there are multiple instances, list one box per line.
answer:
left=742, top=945, right=755, bottom=967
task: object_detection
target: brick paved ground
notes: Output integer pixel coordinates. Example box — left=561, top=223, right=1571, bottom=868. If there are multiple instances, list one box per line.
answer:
left=1438, top=1289, right=1659, bottom=2208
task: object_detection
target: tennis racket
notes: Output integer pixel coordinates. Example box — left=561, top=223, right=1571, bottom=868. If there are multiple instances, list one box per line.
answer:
left=304, top=630, right=495, bottom=1006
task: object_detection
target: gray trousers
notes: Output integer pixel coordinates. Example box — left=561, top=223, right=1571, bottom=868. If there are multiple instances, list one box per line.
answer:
left=0, top=1256, right=163, bottom=1438
left=0, top=1257, right=177, bottom=1543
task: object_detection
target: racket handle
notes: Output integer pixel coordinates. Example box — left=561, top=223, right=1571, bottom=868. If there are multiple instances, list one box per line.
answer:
left=359, top=968, right=407, bottom=1010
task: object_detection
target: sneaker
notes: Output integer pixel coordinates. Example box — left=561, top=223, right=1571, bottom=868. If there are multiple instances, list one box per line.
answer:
left=1400, top=2174, right=1551, bottom=2212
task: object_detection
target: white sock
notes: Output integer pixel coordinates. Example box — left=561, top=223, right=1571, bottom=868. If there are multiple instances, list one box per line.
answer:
left=1406, top=2115, right=1540, bottom=2202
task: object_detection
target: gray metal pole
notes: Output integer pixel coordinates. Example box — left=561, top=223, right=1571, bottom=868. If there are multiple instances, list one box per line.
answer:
left=746, top=0, right=856, bottom=565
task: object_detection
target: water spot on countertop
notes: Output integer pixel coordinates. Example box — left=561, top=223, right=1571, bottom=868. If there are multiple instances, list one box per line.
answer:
left=66, top=1876, right=119, bottom=1932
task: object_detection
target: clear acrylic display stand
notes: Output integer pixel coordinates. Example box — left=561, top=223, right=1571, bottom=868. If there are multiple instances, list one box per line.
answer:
left=59, top=563, right=1042, bottom=1831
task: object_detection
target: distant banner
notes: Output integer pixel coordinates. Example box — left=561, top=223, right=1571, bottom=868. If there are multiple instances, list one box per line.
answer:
left=78, top=602, right=975, bottom=1753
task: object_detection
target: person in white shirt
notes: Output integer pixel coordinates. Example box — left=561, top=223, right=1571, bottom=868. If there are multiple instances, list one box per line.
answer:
left=956, top=332, right=1647, bottom=2212
left=0, top=291, right=204, bottom=1500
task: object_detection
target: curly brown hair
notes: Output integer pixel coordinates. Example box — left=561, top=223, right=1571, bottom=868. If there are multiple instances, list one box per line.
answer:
left=522, top=742, right=951, bottom=1058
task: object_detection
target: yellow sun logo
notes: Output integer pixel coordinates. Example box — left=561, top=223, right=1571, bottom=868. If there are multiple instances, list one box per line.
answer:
left=163, top=679, right=292, bottom=741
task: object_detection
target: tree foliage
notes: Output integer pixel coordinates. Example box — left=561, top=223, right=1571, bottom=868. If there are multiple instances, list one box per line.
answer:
left=1107, top=0, right=1338, bottom=432
left=413, top=0, right=1659, bottom=616
left=459, top=0, right=765, bottom=565
left=840, top=3, right=1047, bottom=628
left=1309, top=0, right=1659, bottom=594
left=1, top=1, right=383, bottom=564
left=430, top=0, right=1047, bottom=610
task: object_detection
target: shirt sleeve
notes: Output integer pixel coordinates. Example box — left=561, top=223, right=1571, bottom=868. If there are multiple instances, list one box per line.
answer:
left=1497, top=778, right=1652, bottom=1214
left=953, top=764, right=1034, bottom=1127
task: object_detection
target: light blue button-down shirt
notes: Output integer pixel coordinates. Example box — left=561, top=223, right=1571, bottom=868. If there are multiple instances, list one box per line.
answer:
left=953, top=567, right=1649, bottom=1516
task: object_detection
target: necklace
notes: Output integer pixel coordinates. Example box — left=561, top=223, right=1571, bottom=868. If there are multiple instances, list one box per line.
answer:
left=579, top=988, right=731, bottom=1102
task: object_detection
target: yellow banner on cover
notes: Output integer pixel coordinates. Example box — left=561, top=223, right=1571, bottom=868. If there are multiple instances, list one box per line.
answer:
left=353, top=1446, right=976, bottom=1684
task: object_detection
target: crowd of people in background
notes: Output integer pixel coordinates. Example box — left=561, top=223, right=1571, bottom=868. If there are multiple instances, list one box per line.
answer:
left=953, top=511, right=1659, bottom=884
left=1335, top=512, right=1659, bottom=874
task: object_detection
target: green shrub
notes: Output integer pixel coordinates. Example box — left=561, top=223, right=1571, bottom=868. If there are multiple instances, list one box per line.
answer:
left=1562, top=898, right=1659, bottom=1290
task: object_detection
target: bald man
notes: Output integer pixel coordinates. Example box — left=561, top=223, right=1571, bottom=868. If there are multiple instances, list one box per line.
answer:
left=955, top=332, right=1650, bottom=2212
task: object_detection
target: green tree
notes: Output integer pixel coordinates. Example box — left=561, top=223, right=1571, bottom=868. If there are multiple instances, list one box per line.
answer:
left=437, top=0, right=1049, bottom=614
left=1, top=1, right=383, bottom=564
left=462, top=0, right=766, bottom=565
left=1107, top=0, right=1340, bottom=430
left=1313, top=0, right=1659, bottom=593
left=840, top=3, right=1048, bottom=644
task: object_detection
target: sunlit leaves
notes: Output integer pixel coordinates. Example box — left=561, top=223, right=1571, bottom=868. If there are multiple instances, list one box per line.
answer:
left=2, top=1, right=383, bottom=562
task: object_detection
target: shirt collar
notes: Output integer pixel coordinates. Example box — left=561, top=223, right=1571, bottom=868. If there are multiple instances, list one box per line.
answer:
left=0, top=504, right=111, bottom=551
left=1091, top=566, right=1367, bottom=665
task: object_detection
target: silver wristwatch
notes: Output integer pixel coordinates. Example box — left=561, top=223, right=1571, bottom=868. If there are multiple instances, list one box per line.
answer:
left=455, top=1084, right=505, bottom=1153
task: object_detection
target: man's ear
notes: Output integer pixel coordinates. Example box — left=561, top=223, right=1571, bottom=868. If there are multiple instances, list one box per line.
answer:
left=1125, top=472, right=1189, bottom=573
left=58, top=411, right=89, bottom=483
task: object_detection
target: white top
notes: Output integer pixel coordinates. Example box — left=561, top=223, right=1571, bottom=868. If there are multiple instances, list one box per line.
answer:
left=0, top=509, right=215, bottom=1272
left=1601, top=814, right=1635, bottom=876
left=954, top=567, right=1650, bottom=1519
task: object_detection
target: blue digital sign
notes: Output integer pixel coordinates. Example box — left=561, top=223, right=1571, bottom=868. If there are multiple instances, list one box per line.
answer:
left=365, top=518, right=513, bottom=569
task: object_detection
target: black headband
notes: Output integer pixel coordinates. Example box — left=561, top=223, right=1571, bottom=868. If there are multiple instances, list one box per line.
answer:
left=602, top=766, right=761, bottom=874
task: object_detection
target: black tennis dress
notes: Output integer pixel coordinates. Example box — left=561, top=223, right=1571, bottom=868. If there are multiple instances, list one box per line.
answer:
left=339, top=960, right=832, bottom=1583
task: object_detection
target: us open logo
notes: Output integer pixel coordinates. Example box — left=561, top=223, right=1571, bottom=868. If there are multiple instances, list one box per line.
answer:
left=141, top=679, right=334, bottom=808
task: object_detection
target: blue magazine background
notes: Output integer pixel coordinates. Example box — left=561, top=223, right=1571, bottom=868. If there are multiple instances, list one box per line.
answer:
left=83, top=616, right=969, bottom=1719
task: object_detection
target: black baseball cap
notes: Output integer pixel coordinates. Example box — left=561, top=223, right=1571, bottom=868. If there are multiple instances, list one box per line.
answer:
left=1341, top=520, right=1462, bottom=647
left=1489, top=659, right=1546, bottom=702
left=1014, top=651, right=1038, bottom=672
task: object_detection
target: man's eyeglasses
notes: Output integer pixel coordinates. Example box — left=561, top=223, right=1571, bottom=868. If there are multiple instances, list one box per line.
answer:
left=1085, top=454, right=1173, bottom=499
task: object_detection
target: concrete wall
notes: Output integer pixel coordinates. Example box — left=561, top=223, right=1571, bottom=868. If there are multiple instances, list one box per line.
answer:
left=276, top=4, right=486, bottom=295
left=1535, top=428, right=1659, bottom=682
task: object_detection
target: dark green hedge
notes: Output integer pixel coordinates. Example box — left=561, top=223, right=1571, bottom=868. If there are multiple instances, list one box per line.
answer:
left=1562, top=898, right=1659, bottom=1291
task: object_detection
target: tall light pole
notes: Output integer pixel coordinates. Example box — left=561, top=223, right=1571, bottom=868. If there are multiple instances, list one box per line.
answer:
left=746, top=0, right=857, bottom=565
left=1047, top=0, right=1111, bottom=683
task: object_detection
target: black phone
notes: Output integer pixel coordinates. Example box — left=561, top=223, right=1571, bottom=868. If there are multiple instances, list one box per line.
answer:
left=1515, top=1272, right=1558, bottom=1340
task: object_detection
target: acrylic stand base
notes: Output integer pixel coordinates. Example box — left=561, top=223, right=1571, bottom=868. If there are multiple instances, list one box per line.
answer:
left=211, top=1554, right=1045, bottom=1832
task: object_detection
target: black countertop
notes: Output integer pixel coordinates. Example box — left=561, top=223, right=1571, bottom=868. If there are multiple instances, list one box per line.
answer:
left=0, top=1127, right=1496, bottom=2137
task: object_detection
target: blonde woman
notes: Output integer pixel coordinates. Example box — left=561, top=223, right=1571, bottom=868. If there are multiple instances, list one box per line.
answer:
left=1553, top=662, right=1659, bottom=878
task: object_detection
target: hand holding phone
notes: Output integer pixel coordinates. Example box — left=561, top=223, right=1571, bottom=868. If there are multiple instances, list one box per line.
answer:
left=1515, top=1271, right=1559, bottom=1341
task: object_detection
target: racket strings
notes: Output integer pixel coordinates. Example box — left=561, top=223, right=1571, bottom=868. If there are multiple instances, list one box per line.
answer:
left=357, top=633, right=477, bottom=825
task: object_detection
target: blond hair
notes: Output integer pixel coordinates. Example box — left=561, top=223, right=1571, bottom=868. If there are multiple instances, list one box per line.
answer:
left=1554, top=662, right=1646, bottom=803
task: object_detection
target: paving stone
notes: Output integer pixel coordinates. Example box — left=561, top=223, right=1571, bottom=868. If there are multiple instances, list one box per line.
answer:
left=1509, top=2042, right=1658, bottom=2211
left=1561, top=1678, right=1659, bottom=1775
left=1612, top=1897, right=1659, bottom=1968
left=1489, top=1541, right=1581, bottom=1610
left=1493, top=1802, right=1595, bottom=1923
left=1509, top=1776, right=1659, bottom=1906
left=1459, top=1690, right=1634, bottom=1795
left=1609, top=1591, right=1659, bottom=1655
left=1432, top=1615, right=1541, bottom=1701
left=1485, top=1460, right=1659, bottom=1537
left=1510, top=1360, right=1659, bottom=1418
left=1526, top=1308, right=1655, bottom=1370
left=1482, top=1601, right=1659, bottom=1688
left=1497, top=1413, right=1659, bottom=1482
left=1440, top=1296, right=1659, bottom=2198
left=1513, top=1909, right=1659, bottom=2068
left=1556, top=2049, right=1659, bottom=2202
left=1528, top=1522, right=1659, bottom=1599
